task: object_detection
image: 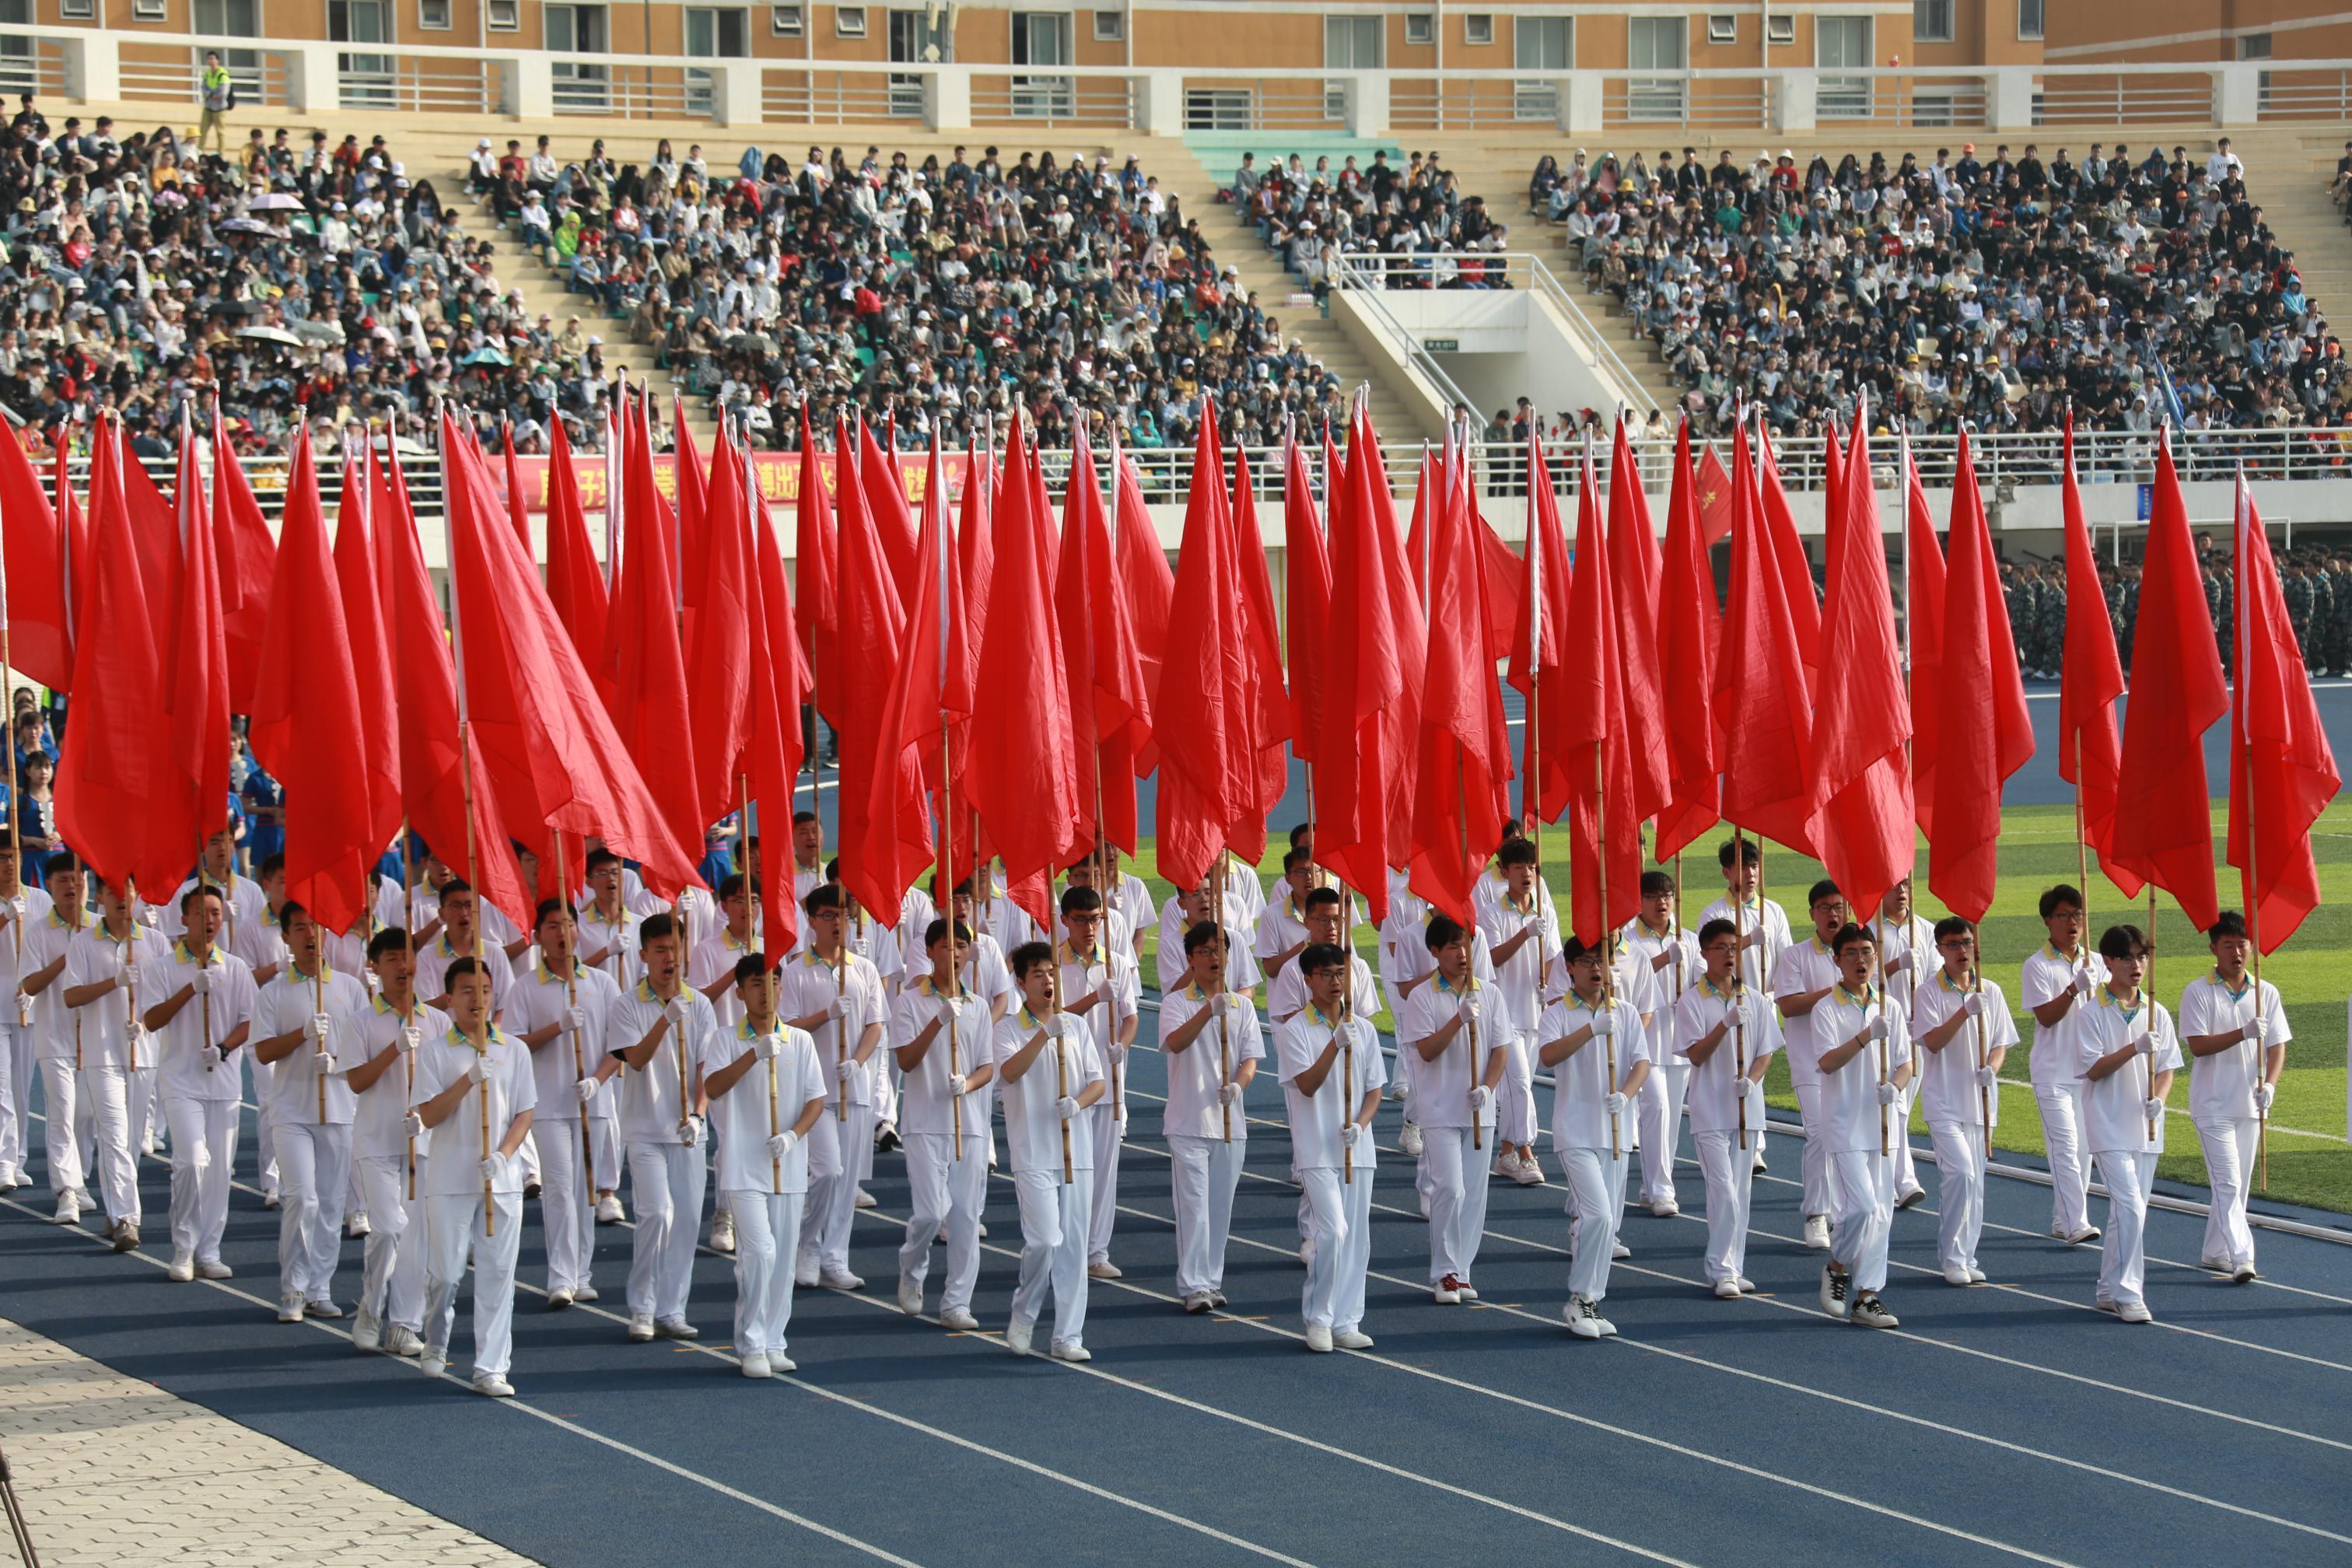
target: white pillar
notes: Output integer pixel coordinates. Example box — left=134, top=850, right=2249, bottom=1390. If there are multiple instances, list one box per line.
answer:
left=2214, top=63, right=2260, bottom=126
left=715, top=61, right=763, bottom=125
left=1343, top=72, right=1388, bottom=138
left=513, top=54, right=555, bottom=119
left=61, top=32, right=120, bottom=103
left=1987, top=66, right=2035, bottom=131
left=1559, top=74, right=1600, bottom=135
left=278, top=41, right=341, bottom=115
left=1774, top=69, right=1816, bottom=134
left=923, top=65, right=970, bottom=131
left=1132, top=68, right=1181, bottom=135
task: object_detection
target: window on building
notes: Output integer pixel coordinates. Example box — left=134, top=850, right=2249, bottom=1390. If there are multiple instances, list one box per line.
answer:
left=60, top=0, right=93, bottom=16
left=2238, top=32, right=2273, bottom=60
left=486, top=0, right=519, bottom=28
left=1914, top=0, right=1953, bottom=44
left=418, top=0, right=451, bottom=27
left=2018, top=0, right=2043, bottom=40
left=133, top=0, right=168, bottom=16
left=772, top=2, right=801, bottom=33
left=1464, top=12, right=1493, bottom=46
left=836, top=5, right=867, bottom=37
left=1708, top=14, right=1736, bottom=44
left=1766, top=12, right=1792, bottom=44
left=1404, top=11, right=1432, bottom=46
left=1091, top=8, right=1121, bottom=41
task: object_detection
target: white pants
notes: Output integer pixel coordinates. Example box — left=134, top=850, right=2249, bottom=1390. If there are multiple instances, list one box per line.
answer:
left=2195, top=1115, right=2259, bottom=1270
left=1636, top=1055, right=1691, bottom=1206
left=422, top=1190, right=523, bottom=1378
left=2035, top=1080, right=2092, bottom=1236
left=625, top=1140, right=708, bottom=1322
left=1829, top=1148, right=1895, bottom=1293
left=1085, top=1100, right=1122, bottom=1265
left=726, top=1188, right=805, bottom=1358
left=247, top=1054, right=278, bottom=1193
left=274, top=1121, right=352, bottom=1304
left=39, top=1058, right=84, bottom=1195
left=1299, top=1163, right=1372, bottom=1332
left=2095, top=1148, right=2156, bottom=1307
left=536, top=1115, right=600, bottom=1293
left=1927, top=1120, right=1988, bottom=1276
left=1891, top=1083, right=1922, bottom=1195
left=131, top=1065, right=159, bottom=1153
left=1794, top=1083, right=1839, bottom=1220
left=1013, top=1165, right=1094, bottom=1346
left=800, top=1104, right=871, bottom=1276
left=79, top=1066, right=141, bottom=1225
left=0, top=1022, right=27, bottom=1173
left=1694, top=1129, right=1756, bottom=1284
left=590, top=1116, right=619, bottom=1192
left=355, top=1153, right=425, bottom=1329
left=1558, top=1145, right=1629, bottom=1305
left=899, top=1131, right=987, bottom=1313
left=1422, top=1125, right=1491, bottom=1284
left=1496, top=1035, right=1538, bottom=1148
left=1168, top=1133, right=1243, bottom=1298
left=163, top=1097, right=240, bottom=1263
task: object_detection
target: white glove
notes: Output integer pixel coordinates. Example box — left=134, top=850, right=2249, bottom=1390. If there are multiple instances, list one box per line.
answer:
left=1741, top=927, right=1763, bottom=950
left=2133, top=1032, right=2156, bottom=1058
left=399, top=1026, right=421, bottom=1055
left=1885, top=952, right=1909, bottom=975
left=1744, top=1075, right=1768, bottom=1119
left=679, top=1115, right=705, bottom=1148
left=127, top=1024, right=148, bottom=1052
left=824, top=998, right=846, bottom=1022
left=753, top=1033, right=782, bottom=1062
left=1962, top=992, right=1985, bottom=1019
left=1055, top=1094, right=1080, bottom=1120
left=1875, top=1081, right=1899, bottom=1106
left=478, top=1153, right=506, bottom=1185
left=2242, top=1017, right=2266, bottom=1044
left=1094, top=975, right=1114, bottom=1006
left=306, top=1012, right=332, bottom=1044
left=1974, top=1066, right=1998, bottom=1092
left=565, top=1005, right=588, bottom=1032
left=5, top=894, right=23, bottom=919
left=835, top=1059, right=856, bottom=1084
left=465, top=1055, right=490, bottom=1086
left=573, top=1076, right=600, bottom=1104
left=663, top=996, right=689, bottom=1027
left=1468, top=1083, right=1494, bottom=1115
left=1591, top=1012, right=1615, bottom=1039
left=1219, top=1080, right=1242, bottom=1107
left=947, top=1071, right=969, bottom=1096
left=119, top=949, right=137, bottom=983
left=402, top=1109, right=425, bottom=1139
left=1605, top=1090, right=1629, bottom=1116
left=2072, top=968, right=2096, bottom=996
left=191, top=969, right=212, bottom=996
left=2256, top=1082, right=2276, bottom=1113
left=1864, top=1017, right=1888, bottom=1042
left=1724, top=993, right=1751, bottom=1029
left=2144, top=1097, right=2166, bottom=1122
left=200, top=1043, right=224, bottom=1070
left=766, top=1130, right=799, bottom=1160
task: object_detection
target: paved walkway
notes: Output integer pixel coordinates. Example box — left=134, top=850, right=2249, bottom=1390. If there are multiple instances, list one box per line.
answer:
left=0, top=1316, right=538, bottom=1566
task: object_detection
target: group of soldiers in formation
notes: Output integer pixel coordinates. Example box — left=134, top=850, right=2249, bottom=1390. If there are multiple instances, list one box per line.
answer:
left=2000, top=534, right=2350, bottom=677
left=0, top=814, right=2287, bottom=1391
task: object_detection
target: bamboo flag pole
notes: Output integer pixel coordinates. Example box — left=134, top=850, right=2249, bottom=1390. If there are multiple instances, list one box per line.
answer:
left=439, top=404, right=495, bottom=1236
left=555, top=828, right=595, bottom=1209
left=1052, top=964, right=1072, bottom=1185
left=1595, top=740, right=1619, bottom=1160
left=313, top=934, right=327, bottom=1124
left=2235, top=470, right=2270, bottom=1193
left=1458, top=754, right=1482, bottom=1153
left=1974, top=954, right=1992, bottom=1139
left=1214, top=855, right=1234, bottom=1144
left=935, top=443, right=962, bottom=1157
left=124, top=891, right=141, bottom=1073
left=1733, top=827, right=1748, bottom=1150
left=401, top=812, right=417, bottom=1199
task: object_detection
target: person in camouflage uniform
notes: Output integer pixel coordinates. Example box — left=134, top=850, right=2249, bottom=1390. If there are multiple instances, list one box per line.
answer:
left=2285, top=554, right=2317, bottom=669
left=2031, top=560, right=2067, bottom=680
left=2002, top=560, right=2038, bottom=677
left=2117, top=562, right=2142, bottom=670
left=2197, top=531, right=2234, bottom=678
left=2324, top=554, right=2350, bottom=677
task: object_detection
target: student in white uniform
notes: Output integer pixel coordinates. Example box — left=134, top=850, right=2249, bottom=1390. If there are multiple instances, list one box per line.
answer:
left=1254, top=848, right=1316, bottom=982
left=1699, top=837, right=1791, bottom=1175
left=2021, top=884, right=2105, bottom=1246
left=702, top=953, right=826, bottom=1375
left=1909, top=915, right=2013, bottom=1287
left=825, top=864, right=904, bottom=1186
left=1622, top=870, right=1698, bottom=1218
left=2076, top=923, right=2180, bottom=1324
left=1675, top=918, right=1779, bottom=1297
left=1538, top=935, right=1651, bottom=1339
left=415, top=881, right=515, bottom=1021
left=250, top=902, right=369, bottom=1321
left=1810, top=922, right=1909, bottom=1329
left=977, top=863, right=1044, bottom=957
left=1267, top=887, right=1380, bottom=1027
left=508, top=898, right=621, bottom=1307
left=160, top=830, right=268, bottom=940
left=61, top=874, right=167, bottom=1250
left=2179, top=911, right=2287, bottom=1284
left=1094, top=846, right=1155, bottom=961
left=1477, top=838, right=1558, bottom=1188
left=1872, top=880, right=1935, bottom=1209
left=789, top=811, right=827, bottom=906
left=1376, top=868, right=1429, bottom=1154
left=1058, top=886, right=1139, bottom=1280
left=688, top=873, right=761, bottom=1255
left=1277, top=943, right=1384, bottom=1351
left=583, top=912, right=717, bottom=1341
left=338, top=929, right=447, bottom=1356
left=142, top=886, right=257, bottom=1283
left=19, top=856, right=93, bottom=1220
left=408, top=957, right=536, bottom=1395
left=779, top=884, right=886, bottom=1291
left=891, top=918, right=996, bottom=1330
left=0, top=836, right=56, bottom=1194
left=929, top=877, right=1020, bottom=1021
left=1154, top=879, right=1262, bottom=996
left=1158, top=922, right=1262, bottom=1313
left=996, top=940, right=1106, bottom=1360
left=1772, top=880, right=1850, bottom=1251
left=1058, top=857, right=1134, bottom=959
left=1399, top=914, right=1507, bottom=1304
left=578, top=849, right=640, bottom=986
left=228, top=857, right=292, bottom=1209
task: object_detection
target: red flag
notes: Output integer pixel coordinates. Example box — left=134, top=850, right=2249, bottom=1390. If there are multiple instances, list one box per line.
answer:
left=2112, top=429, right=2230, bottom=929
left=1928, top=429, right=2033, bottom=923
left=1606, top=416, right=1671, bottom=824
left=1505, top=430, right=1574, bottom=824
left=443, top=410, right=699, bottom=921
left=1556, top=439, right=1640, bottom=941
left=1155, top=405, right=1251, bottom=891
left=686, top=421, right=755, bottom=833
left=945, top=440, right=994, bottom=723
left=1755, top=424, right=1821, bottom=698
left=674, top=401, right=709, bottom=612
left=0, top=429, right=68, bottom=692
left=1226, top=443, right=1291, bottom=857
left=1473, top=506, right=1523, bottom=663
left=1283, top=432, right=1331, bottom=768
left=151, top=422, right=229, bottom=887
left=500, top=426, right=534, bottom=558
left=2228, top=475, right=2340, bottom=950
left=544, top=414, right=613, bottom=708
left=1113, top=435, right=1173, bottom=693
left=54, top=422, right=167, bottom=898
left=1409, top=437, right=1510, bottom=926
left=833, top=429, right=913, bottom=921
left=247, top=435, right=375, bottom=936
left=211, top=408, right=276, bottom=712
left=122, top=443, right=180, bottom=624
left=373, top=430, right=529, bottom=927
left=1904, top=436, right=1948, bottom=839
left=339, top=448, right=403, bottom=863
left=1717, top=422, right=1816, bottom=856
left=1055, top=430, right=1153, bottom=855
left=1696, top=443, right=1734, bottom=547
left=51, top=432, right=86, bottom=661
left=793, top=408, right=839, bottom=724
left=2057, top=418, right=2142, bottom=898
left=747, top=470, right=807, bottom=958
left=859, top=417, right=919, bottom=611
left=1654, top=421, right=1720, bottom=862
left=605, top=395, right=702, bottom=891
left=864, top=436, right=954, bottom=923
left=969, top=419, right=1081, bottom=926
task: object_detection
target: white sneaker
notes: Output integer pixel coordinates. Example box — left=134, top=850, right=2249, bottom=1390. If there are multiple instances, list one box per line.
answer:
left=111, top=1220, right=140, bottom=1253
left=1511, top=1151, right=1544, bottom=1187
left=0, top=1164, right=17, bottom=1192
left=420, top=1353, right=447, bottom=1380
left=1849, top=1292, right=1899, bottom=1329
left=278, top=1293, right=305, bottom=1323
left=595, top=1193, right=625, bottom=1224
left=976, top=1222, right=989, bottom=1238
left=547, top=1288, right=575, bottom=1311
left=139, top=1135, right=156, bottom=1157
left=305, top=1298, right=342, bottom=1320
left=1713, top=1278, right=1742, bottom=1299
left=261, top=1188, right=282, bottom=1210
left=853, top=1186, right=877, bottom=1209
left=167, top=1252, right=194, bottom=1282
left=53, top=1192, right=78, bottom=1224
left=575, top=1284, right=601, bottom=1304
left=471, top=1373, right=515, bottom=1398
left=710, top=1210, right=736, bottom=1254
left=1649, top=1198, right=1680, bottom=1218
left=383, top=1325, right=424, bottom=1358
left=1304, top=1324, right=1334, bottom=1353
left=794, top=1257, right=820, bottom=1289
left=627, top=1314, right=656, bottom=1342
left=1820, top=1264, right=1851, bottom=1321
left=1398, top=1120, right=1424, bottom=1157
left=1944, top=1267, right=1976, bottom=1287
left=1006, top=1318, right=1035, bottom=1356
left=1182, top=1291, right=1213, bottom=1314
left=770, top=1353, right=797, bottom=1373
left=345, top=1214, right=372, bottom=1239
left=654, top=1318, right=699, bottom=1339
left=351, top=1311, right=381, bottom=1352
left=1895, top=1185, right=1927, bottom=1211
left=2063, top=1226, right=2102, bottom=1245
left=1455, top=1282, right=1479, bottom=1301
left=897, top=1278, right=923, bottom=1317
left=940, top=1307, right=979, bottom=1332
left=1751, top=1151, right=1767, bottom=1174
left=1735, top=1276, right=1755, bottom=1293
left=2117, top=1300, right=2154, bottom=1324
left=195, top=1259, right=233, bottom=1280
left=818, top=1269, right=865, bottom=1292
left=1086, top=1259, right=1122, bottom=1280
left=1966, top=1266, right=1986, bottom=1284
left=1611, top=1239, right=1632, bottom=1260
left=1210, top=1290, right=1227, bottom=1308
left=1048, top=1339, right=1091, bottom=1363
left=1333, top=1329, right=1374, bottom=1349
left=1801, top=1215, right=1831, bottom=1251
left=1565, top=1295, right=1605, bottom=1339
left=740, top=1353, right=772, bottom=1379
left=2094, top=1293, right=2119, bottom=1316
left=2231, top=1263, right=2258, bottom=1284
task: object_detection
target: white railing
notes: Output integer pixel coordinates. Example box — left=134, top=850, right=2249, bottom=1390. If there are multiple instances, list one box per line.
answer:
left=1321, top=251, right=1479, bottom=420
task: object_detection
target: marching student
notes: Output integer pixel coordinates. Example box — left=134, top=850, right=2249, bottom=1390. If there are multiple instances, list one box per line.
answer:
left=702, top=953, right=825, bottom=1376
left=250, top=902, right=369, bottom=1322
left=19, top=856, right=93, bottom=1223
left=779, top=884, right=886, bottom=1292
left=1537, top=935, right=1651, bottom=1339
left=1276, top=941, right=1384, bottom=1352
left=1094, top=845, right=1156, bottom=961
left=1622, top=870, right=1698, bottom=1218
left=1810, top=923, right=1909, bottom=1329
left=338, top=929, right=446, bottom=1357
left=1909, top=916, right=2013, bottom=1286
left=1058, top=885, right=1139, bottom=1281
left=1772, top=880, right=1851, bottom=1252
left=61, top=873, right=167, bottom=1250
left=1699, top=837, right=1790, bottom=1174
left=1399, top=914, right=1508, bottom=1304
left=1153, top=877, right=1261, bottom=996
left=161, top=828, right=267, bottom=939
left=584, top=912, right=717, bottom=1342
left=415, top=881, right=515, bottom=1020
left=790, top=811, right=826, bottom=905
left=2075, top=924, right=2181, bottom=1324
left=688, top=873, right=761, bottom=1255
left=229, top=856, right=292, bottom=1210
left=1674, top=918, right=1779, bottom=1297
left=578, top=849, right=640, bottom=985
left=1252, top=848, right=1317, bottom=981
left=891, top=919, right=996, bottom=1330
left=506, top=898, right=621, bottom=1307
left=996, top=940, right=1107, bottom=1360
left=1158, top=922, right=1262, bottom=1314
left=1477, top=838, right=1558, bottom=1189
left=1376, top=866, right=1428, bottom=1157
left=408, top=957, right=536, bottom=1395
left=2021, top=884, right=2105, bottom=1246
left=1872, top=879, right=1935, bottom=1209
left=0, top=832, right=54, bottom=1195
left=142, top=886, right=257, bottom=1283
left=1267, top=887, right=1380, bottom=1027
left=1059, top=856, right=1134, bottom=958
left=2179, top=912, right=2287, bottom=1283
left=929, top=876, right=1020, bottom=1021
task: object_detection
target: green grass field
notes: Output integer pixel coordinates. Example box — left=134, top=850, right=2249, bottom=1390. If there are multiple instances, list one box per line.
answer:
left=1122, top=801, right=2352, bottom=1216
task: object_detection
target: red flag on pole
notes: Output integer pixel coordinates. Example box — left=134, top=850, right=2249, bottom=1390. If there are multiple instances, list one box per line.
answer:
left=686, top=418, right=755, bottom=835
left=1927, top=429, right=2033, bottom=924
left=0, top=428, right=68, bottom=692
left=1227, top=443, right=1291, bottom=859
left=1055, top=429, right=1153, bottom=855
left=2057, top=417, right=2143, bottom=898
left=1654, top=420, right=1720, bottom=862
left=674, top=398, right=709, bottom=612
left=860, top=416, right=919, bottom=610
left=2112, top=428, right=2230, bottom=930
left=833, top=424, right=912, bottom=920
left=945, top=440, right=994, bottom=724
left=1717, top=421, right=1817, bottom=856
left=122, top=442, right=180, bottom=625
left=1557, top=439, right=1638, bottom=942
left=1113, top=435, right=1173, bottom=695
left=604, top=395, right=702, bottom=891
left=1155, top=404, right=1251, bottom=891
left=544, top=414, right=613, bottom=707
left=1903, top=436, right=1948, bottom=840
left=152, top=420, right=230, bottom=887
left=864, top=436, right=956, bottom=923
left=1755, top=423, right=1821, bottom=700
left=1283, top=430, right=1331, bottom=768
left=1607, top=415, right=1671, bottom=824
left=1696, top=442, right=1735, bottom=548
left=793, top=407, right=839, bottom=725
left=340, top=447, right=404, bottom=863
left=211, top=407, right=276, bottom=712
left=1505, top=430, right=1574, bottom=824
left=1409, top=436, right=1510, bottom=926
left=747, top=464, right=808, bottom=958
left=2228, top=474, right=2340, bottom=950
left=500, top=426, right=534, bottom=558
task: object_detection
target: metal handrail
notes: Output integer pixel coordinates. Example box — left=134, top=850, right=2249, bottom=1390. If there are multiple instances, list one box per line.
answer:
left=1322, top=250, right=1479, bottom=419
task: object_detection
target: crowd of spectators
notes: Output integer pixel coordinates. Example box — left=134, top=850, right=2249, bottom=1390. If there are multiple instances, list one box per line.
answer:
left=491, top=135, right=1353, bottom=452
left=1227, top=145, right=1514, bottom=291
left=1540, top=137, right=2348, bottom=444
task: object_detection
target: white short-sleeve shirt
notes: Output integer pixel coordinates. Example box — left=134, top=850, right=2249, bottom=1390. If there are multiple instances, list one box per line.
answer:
left=254, top=966, right=371, bottom=1127
left=62, top=923, right=168, bottom=1072
left=1398, top=975, right=1508, bottom=1132
left=888, top=978, right=997, bottom=1141
left=141, top=943, right=257, bottom=1105
left=1539, top=991, right=1650, bottom=1151
left=2179, top=971, right=2291, bottom=1123
left=604, top=981, right=721, bottom=1145
left=1811, top=983, right=1913, bottom=1157
left=1909, top=971, right=2018, bottom=1130
left=1674, top=978, right=1781, bottom=1136
left=1697, top=894, right=1792, bottom=996
left=992, top=1008, right=1104, bottom=1176
left=1157, top=984, right=1265, bottom=1142
left=1275, top=1005, right=1385, bottom=1171
left=1770, top=936, right=1842, bottom=1092
left=2072, top=989, right=2182, bottom=1156
left=701, top=1020, right=824, bottom=1195
left=411, top=1024, right=537, bottom=1196
left=2021, top=941, right=2104, bottom=1087
left=505, top=961, right=621, bottom=1123
left=774, top=947, right=888, bottom=1109
left=338, top=996, right=451, bottom=1160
